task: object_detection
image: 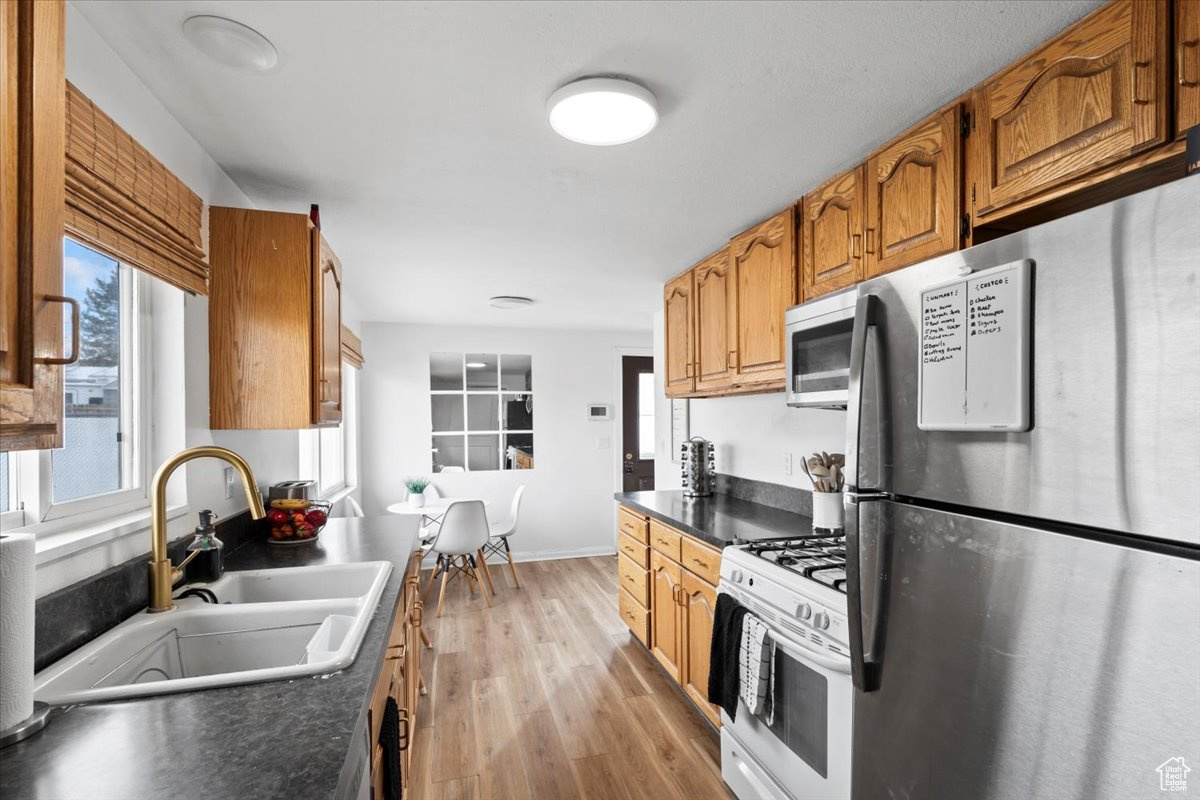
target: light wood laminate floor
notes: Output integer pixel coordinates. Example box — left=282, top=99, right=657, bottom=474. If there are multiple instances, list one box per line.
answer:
left=412, top=555, right=732, bottom=800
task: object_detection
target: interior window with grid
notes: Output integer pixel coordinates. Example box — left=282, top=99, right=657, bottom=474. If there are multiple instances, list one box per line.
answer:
left=0, top=238, right=149, bottom=529
left=430, top=353, right=533, bottom=472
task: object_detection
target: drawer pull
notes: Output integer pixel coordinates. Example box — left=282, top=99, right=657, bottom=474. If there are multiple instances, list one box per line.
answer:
left=398, top=708, right=411, bottom=751
left=692, top=558, right=709, bottom=570
left=1181, top=40, right=1199, bottom=87
left=37, top=295, right=80, bottom=365
left=1132, top=60, right=1151, bottom=105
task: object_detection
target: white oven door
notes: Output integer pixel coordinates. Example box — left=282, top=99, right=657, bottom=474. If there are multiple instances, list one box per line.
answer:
left=722, top=624, right=853, bottom=800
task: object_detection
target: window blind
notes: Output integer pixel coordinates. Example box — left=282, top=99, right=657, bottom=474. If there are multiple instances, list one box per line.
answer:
left=341, top=324, right=364, bottom=369
left=64, top=82, right=208, bottom=294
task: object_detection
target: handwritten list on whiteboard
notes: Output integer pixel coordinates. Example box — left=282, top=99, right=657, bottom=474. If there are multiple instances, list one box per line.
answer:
left=918, top=259, right=1031, bottom=431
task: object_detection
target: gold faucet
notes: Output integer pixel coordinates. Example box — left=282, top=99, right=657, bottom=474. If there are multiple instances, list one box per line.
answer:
left=148, top=446, right=266, bottom=613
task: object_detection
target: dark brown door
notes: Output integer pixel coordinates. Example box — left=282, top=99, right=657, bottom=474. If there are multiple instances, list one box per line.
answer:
left=621, top=355, right=655, bottom=492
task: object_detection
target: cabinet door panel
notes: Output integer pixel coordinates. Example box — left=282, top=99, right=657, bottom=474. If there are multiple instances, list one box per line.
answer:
left=865, top=106, right=962, bottom=278
left=802, top=167, right=863, bottom=301
left=693, top=249, right=736, bottom=392
left=650, top=550, right=683, bottom=682
left=1179, top=0, right=1200, bottom=136
left=312, top=234, right=342, bottom=425
left=682, top=570, right=721, bottom=728
left=663, top=271, right=695, bottom=396
left=974, top=0, right=1169, bottom=216
left=0, top=0, right=65, bottom=451
left=731, top=208, right=794, bottom=385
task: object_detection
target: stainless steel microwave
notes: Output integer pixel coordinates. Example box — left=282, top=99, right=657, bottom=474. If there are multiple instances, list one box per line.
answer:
left=784, top=288, right=857, bottom=408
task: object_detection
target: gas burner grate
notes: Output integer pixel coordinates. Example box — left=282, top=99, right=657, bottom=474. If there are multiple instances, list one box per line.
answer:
left=745, top=535, right=849, bottom=593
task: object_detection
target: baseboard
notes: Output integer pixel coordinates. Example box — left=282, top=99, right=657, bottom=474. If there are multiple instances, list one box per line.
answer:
left=419, top=545, right=616, bottom=567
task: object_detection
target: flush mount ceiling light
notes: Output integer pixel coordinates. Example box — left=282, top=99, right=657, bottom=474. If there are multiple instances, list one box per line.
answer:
left=182, top=15, right=278, bottom=72
left=489, top=296, right=535, bottom=310
left=466, top=361, right=488, bottom=369
left=547, top=77, right=658, bottom=146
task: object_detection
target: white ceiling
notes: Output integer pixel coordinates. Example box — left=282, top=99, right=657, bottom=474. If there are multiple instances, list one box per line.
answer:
left=75, top=0, right=1099, bottom=332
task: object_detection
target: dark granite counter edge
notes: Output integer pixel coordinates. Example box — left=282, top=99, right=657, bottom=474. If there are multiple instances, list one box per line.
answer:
left=616, top=494, right=731, bottom=548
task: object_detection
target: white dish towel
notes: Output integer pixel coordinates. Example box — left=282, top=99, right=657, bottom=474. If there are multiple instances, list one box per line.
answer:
left=738, top=613, right=775, bottom=724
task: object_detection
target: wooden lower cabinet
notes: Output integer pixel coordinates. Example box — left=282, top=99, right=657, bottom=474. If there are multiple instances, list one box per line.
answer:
left=369, top=551, right=423, bottom=798
left=682, top=570, right=721, bottom=727
left=619, top=508, right=722, bottom=729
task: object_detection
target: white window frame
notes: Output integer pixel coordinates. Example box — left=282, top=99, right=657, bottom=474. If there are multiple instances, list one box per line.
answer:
left=305, top=359, right=358, bottom=500
left=4, top=257, right=155, bottom=531
left=430, top=353, right=533, bottom=472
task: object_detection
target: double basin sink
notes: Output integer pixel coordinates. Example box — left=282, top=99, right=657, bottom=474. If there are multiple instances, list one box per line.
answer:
left=34, top=561, right=393, bottom=706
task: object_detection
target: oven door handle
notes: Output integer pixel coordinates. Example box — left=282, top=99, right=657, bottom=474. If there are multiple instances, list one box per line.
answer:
left=766, top=626, right=853, bottom=674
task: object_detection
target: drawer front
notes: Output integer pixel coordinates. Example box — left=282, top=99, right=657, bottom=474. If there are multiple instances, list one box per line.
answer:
left=617, top=553, right=650, bottom=606
left=617, top=531, right=650, bottom=568
left=649, top=520, right=682, bottom=562
left=681, top=536, right=721, bottom=586
left=618, top=586, right=650, bottom=646
left=618, top=506, right=649, bottom=543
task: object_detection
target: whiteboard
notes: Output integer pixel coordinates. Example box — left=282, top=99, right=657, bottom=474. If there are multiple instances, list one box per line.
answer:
left=918, top=259, right=1031, bottom=432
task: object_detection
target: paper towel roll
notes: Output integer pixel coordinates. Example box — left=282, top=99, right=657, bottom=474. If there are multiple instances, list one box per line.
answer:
left=0, top=533, right=36, bottom=731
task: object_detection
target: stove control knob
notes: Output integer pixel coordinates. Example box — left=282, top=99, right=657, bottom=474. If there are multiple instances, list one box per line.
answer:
left=795, top=602, right=812, bottom=620
left=813, top=611, right=831, bottom=630
left=730, top=569, right=744, bottom=584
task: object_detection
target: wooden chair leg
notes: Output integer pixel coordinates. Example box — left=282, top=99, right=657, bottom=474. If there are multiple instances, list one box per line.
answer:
left=471, top=560, right=492, bottom=607
left=419, top=671, right=427, bottom=696
left=477, top=548, right=497, bottom=596
left=463, top=555, right=477, bottom=595
left=436, top=564, right=451, bottom=618
left=504, top=538, right=522, bottom=589
left=422, top=555, right=441, bottom=601
left=420, top=627, right=432, bottom=649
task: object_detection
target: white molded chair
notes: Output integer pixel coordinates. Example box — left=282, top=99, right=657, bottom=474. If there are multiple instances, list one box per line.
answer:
left=418, top=484, right=444, bottom=540
left=439, top=466, right=465, bottom=473
left=421, top=500, right=493, bottom=616
left=482, top=486, right=525, bottom=588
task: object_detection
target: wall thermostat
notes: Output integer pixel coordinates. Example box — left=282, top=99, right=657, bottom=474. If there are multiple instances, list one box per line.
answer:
left=587, top=404, right=611, bottom=421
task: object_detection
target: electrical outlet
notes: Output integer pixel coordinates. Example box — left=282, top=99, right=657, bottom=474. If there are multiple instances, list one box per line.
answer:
left=224, top=467, right=236, bottom=500
left=783, top=453, right=793, bottom=476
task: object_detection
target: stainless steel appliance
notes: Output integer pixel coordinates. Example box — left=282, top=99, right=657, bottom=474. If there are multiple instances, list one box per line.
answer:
left=720, top=539, right=853, bottom=800
left=680, top=436, right=715, bottom=497
left=267, top=480, right=316, bottom=502
left=843, top=177, right=1200, bottom=799
left=784, top=288, right=856, bottom=408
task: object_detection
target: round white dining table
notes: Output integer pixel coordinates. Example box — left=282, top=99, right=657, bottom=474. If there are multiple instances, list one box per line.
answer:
left=385, top=498, right=489, bottom=516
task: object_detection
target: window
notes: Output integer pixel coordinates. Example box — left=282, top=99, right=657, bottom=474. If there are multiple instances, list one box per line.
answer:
left=638, top=371, right=655, bottom=459
left=1, top=239, right=152, bottom=528
left=430, top=353, right=533, bottom=471
left=310, top=361, right=358, bottom=497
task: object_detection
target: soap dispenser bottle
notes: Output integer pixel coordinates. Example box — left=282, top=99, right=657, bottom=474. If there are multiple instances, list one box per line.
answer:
left=186, top=510, right=224, bottom=584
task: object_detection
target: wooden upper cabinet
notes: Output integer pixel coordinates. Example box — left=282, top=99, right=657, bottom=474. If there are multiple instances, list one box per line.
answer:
left=693, top=249, right=736, bottom=392
left=1, top=0, right=67, bottom=452
left=972, top=0, right=1169, bottom=218
left=802, top=166, right=864, bottom=301
left=663, top=270, right=695, bottom=397
left=313, top=234, right=342, bottom=425
left=1178, top=0, right=1200, bottom=136
left=864, top=106, right=963, bottom=279
left=650, top=550, right=683, bottom=682
left=731, top=207, right=794, bottom=386
left=209, top=207, right=344, bottom=429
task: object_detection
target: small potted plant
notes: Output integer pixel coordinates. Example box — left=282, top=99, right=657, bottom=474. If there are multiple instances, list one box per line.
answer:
left=801, top=452, right=845, bottom=531
left=405, top=476, right=431, bottom=508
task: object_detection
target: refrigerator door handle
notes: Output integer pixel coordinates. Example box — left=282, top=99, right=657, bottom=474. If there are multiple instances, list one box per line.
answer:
left=844, top=294, right=878, bottom=492
left=845, top=492, right=889, bottom=692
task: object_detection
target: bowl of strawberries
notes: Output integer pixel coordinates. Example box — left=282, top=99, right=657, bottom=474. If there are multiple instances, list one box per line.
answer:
left=265, top=499, right=331, bottom=545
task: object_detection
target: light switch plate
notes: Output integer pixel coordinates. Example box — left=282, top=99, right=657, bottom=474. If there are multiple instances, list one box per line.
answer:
left=783, top=453, right=793, bottom=476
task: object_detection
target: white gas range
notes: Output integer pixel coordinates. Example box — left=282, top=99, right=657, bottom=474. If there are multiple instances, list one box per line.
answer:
left=718, top=535, right=853, bottom=800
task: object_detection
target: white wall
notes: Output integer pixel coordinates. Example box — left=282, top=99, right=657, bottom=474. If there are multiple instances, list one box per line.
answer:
left=36, top=6, right=311, bottom=595
left=361, top=323, right=650, bottom=560
left=651, top=311, right=845, bottom=492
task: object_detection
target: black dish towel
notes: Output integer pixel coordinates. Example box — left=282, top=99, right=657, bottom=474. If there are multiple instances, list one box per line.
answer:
left=380, top=696, right=403, bottom=800
left=708, top=591, right=749, bottom=723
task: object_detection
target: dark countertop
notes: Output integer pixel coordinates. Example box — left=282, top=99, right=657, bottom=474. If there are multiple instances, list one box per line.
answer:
left=0, top=516, right=420, bottom=800
left=615, top=490, right=813, bottom=547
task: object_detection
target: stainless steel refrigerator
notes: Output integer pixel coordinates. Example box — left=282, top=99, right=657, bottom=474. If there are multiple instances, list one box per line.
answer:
left=843, top=175, right=1200, bottom=800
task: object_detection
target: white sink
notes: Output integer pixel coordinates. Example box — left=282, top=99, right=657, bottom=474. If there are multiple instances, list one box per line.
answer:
left=196, top=562, right=389, bottom=604
left=35, top=561, right=392, bottom=706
